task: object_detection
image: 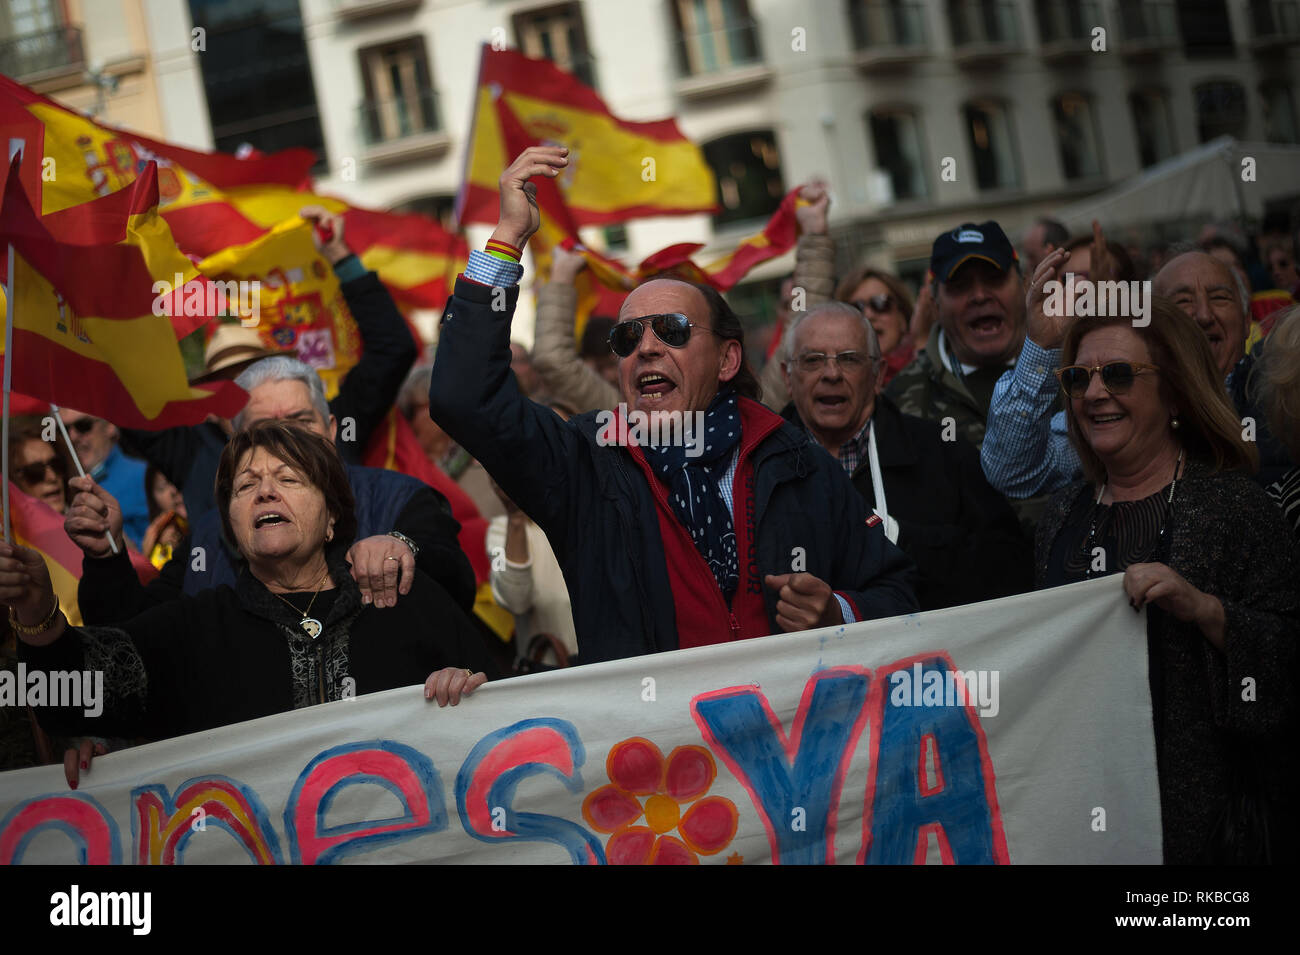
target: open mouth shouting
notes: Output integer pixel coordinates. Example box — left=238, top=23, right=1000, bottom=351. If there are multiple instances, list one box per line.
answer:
left=635, top=370, right=679, bottom=405
left=965, top=309, right=1006, bottom=341
left=254, top=510, right=291, bottom=530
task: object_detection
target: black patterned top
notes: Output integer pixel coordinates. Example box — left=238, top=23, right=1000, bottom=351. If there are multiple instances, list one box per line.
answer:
left=1036, top=459, right=1300, bottom=864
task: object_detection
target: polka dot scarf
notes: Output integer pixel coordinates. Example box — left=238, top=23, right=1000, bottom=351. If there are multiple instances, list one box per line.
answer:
left=642, top=389, right=741, bottom=602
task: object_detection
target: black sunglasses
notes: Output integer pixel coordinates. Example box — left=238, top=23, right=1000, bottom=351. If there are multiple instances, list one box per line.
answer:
left=68, top=416, right=97, bottom=435
left=17, top=455, right=67, bottom=485
left=852, top=294, right=897, bottom=315
left=1055, top=361, right=1160, bottom=399
left=608, top=313, right=723, bottom=358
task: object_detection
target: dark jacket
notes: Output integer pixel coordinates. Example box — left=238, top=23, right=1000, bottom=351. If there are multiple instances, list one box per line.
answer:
left=121, top=266, right=418, bottom=521
left=1036, top=461, right=1299, bottom=863
left=428, top=278, right=918, bottom=666
left=25, top=550, right=492, bottom=742
left=783, top=395, right=1032, bottom=610
left=77, top=464, right=476, bottom=622
left=1228, top=350, right=1293, bottom=488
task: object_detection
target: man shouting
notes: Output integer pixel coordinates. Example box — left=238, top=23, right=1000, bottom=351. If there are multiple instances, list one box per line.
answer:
left=429, top=147, right=916, bottom=664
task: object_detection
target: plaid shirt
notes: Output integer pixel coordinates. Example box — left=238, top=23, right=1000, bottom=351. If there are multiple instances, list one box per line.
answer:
left=981, top=338, right=1079, bottom=499
left=828, top=416, right=873, bottom=478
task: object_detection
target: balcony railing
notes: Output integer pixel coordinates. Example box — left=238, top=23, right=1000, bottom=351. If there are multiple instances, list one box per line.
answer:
left=1249, top=0, right=1300, bottom=47
left=1116, top=1, right=1178, bottom=55
left=0, top=24, right=84, bottom=83
left=359, top=89, right=440, bottom=146
left=948, top=0, right=1021, bottom=47
left=334, top=0, right=422, bottom=20
left=850, top=1, right=928, bottom=48
left=674, top=18, right=763, bottom=77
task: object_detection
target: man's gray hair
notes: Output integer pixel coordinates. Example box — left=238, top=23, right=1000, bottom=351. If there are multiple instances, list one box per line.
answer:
left=398, top=364, right=434, bottom=419
left=781, top=301, right=882, bottom=367
left=232, top=355, right=330, bottom=432
left=1159, top=245, right=1251, bottom=319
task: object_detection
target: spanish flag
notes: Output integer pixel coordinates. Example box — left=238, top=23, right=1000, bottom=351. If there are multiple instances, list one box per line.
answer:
left=0, top=156, right=245, bottom=428
left=458, top=46, right=717, bottom=227
left=0, top=74, right=464, bottom=312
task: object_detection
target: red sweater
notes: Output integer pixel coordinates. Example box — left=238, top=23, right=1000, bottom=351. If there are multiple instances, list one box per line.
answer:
left=617, top=398, right=781, bottom=650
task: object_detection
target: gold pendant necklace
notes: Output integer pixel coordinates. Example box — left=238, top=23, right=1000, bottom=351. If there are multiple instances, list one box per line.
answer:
left=270, top=570, right=330, bottom=639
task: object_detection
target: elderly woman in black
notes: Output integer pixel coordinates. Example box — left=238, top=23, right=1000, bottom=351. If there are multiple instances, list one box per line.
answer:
left=0, top=421, right=492, bottom=747
left=1038, top=298, right=1298, bottom=863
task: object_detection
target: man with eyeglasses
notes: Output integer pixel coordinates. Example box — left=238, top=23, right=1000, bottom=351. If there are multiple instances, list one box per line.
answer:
left=981, top=248, right=1293, bottom=500
left=428, top=147, right=917, bottom=665
left=779, top=302, right=1030, bottom=611
left=56, top=409, right=151, bottom=548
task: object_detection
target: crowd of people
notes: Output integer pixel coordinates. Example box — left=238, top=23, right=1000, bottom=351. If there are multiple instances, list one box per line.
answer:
left=2, top=146, right=1298, bottom=865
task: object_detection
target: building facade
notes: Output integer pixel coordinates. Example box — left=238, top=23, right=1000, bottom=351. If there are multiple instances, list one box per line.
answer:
left=8, top=0, right=1300, bottom=328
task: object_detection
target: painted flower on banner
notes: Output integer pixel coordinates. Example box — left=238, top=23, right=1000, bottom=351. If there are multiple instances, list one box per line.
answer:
left=582, top=737, right=739, bottom=864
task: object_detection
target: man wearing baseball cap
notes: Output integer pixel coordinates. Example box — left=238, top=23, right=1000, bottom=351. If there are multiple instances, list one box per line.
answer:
left=885, top=222, right=1054, bottom=529
left=886, top=221, right=1026, bottom=452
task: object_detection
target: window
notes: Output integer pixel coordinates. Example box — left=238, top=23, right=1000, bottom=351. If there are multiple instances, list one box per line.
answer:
left=947, top=0, right=1020, bottom=45
left=1052, top=93, right=1102, bottom=181
left=1261, top=83, right=1299, bottom=143
left=0, top=0, right=82, bottom=80
left=1175, top=0, right=1234, bottom=56
left=514, top=3, right=596, bottom=89
left=1034, top=0, right=1096, bottom=43
left=1250, top=0, right=1300, bottom=38
left=849, top=0, right=927, bottom=48
left=963, top=101, right=1019, bottom=190
left=359, top=37, right=439, bottom=145
left=1129, top=89, right=1177, bottom=166
left=1195, top=80, right=1248, bottom=142
left=869, top=109, right=929, bottom=201
left=702, top=130, right=784, bottom=227
left=674, top=0, right=762, bottom=76
left=186, top=0, right=325, bottom=162
left=1118, top=1, right=1179, bottom=43
left=391, top=195, right=457, bottom=232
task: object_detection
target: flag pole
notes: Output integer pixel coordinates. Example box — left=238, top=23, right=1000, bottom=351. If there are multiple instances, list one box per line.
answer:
left=2, top=138, right=23, bottom=545
left=49, top=403, right=118, bottom=555
left=2, top=239, right=12, bottom=545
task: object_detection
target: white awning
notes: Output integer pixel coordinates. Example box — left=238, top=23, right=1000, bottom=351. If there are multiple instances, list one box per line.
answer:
left=1055, top=137, right=1300, bottom=233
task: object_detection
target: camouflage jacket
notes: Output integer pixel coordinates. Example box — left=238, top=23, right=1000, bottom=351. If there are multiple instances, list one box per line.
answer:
left=884, top=323, right=989, bottom=450
left=885, top=324, right=1053, bottom=533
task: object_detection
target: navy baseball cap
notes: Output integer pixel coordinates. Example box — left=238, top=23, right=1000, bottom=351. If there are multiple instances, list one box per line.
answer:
left=930, top=222, right=1019, bottom=283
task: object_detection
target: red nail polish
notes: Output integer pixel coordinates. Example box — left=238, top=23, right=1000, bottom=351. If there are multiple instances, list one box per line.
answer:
left=81, top=760, right=88, bottom=769
left=70, top=780, right=78, bottom=790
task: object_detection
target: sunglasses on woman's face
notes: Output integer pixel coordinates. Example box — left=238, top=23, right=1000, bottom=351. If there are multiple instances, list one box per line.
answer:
left=608, top=313, right=723, bottom=358
left=852, top=294, right=897, bottom=315
left=1055, top=361, right=1160, bottom=398
left=16, top=455, right=67, bottom=485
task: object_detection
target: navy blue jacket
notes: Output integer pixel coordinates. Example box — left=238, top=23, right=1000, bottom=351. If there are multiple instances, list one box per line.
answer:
left=429, top=278, right=918, bottom=665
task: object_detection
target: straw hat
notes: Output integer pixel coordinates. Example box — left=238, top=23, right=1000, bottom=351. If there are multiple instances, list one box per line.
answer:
left=191, top=324, right=280, bottom=384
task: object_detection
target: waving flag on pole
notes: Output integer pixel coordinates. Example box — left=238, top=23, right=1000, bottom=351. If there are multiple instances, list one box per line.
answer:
left=0, top=156, right=245, bottom=428
left=0, top=74, right=465, bottom=312
left=458, top=46, right=717, bottom=227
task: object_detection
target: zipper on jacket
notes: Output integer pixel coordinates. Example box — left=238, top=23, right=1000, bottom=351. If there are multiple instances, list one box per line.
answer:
left=728, top=612, right=740, bottom=641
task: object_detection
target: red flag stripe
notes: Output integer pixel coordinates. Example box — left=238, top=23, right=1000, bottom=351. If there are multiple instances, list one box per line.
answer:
left=0, top=332, right=245, bottom=429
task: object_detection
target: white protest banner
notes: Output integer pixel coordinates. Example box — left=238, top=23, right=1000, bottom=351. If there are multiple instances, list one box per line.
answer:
left=0, top=576, right=1161, bottom=864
